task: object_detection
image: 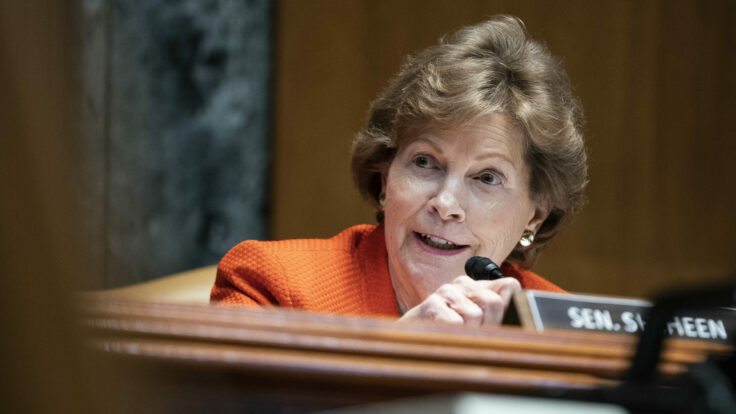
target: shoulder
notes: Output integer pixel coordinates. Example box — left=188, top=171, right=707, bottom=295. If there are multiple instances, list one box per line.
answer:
left=220, top=224, right=377, bottom=267
left=501, top=262, right=566, bottom=293
left=231, top=224, right=377, bottom=255
left=212, top=225, right=385, bottom=309
left=212, top=237, right=290, bottom=306
left=220, top=224, right=376, bottom=258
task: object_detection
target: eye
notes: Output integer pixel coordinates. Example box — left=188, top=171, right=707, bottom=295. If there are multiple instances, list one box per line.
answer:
left=477, top=171, right=501, bottom=185
left=413, top=154, right=435, bottom=169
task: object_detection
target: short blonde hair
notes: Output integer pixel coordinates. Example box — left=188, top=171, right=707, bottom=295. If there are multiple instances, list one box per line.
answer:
left=351, top=15, right=587, bottom=268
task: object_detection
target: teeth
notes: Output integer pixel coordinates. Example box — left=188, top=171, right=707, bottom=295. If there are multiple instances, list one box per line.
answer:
left=419, top=233, right=460, bottom=250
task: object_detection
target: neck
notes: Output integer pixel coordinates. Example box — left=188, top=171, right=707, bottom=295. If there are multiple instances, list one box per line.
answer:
left=387, top=261, right=423, bottom=315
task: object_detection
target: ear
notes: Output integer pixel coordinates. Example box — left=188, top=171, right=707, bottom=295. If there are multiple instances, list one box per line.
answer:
left=525, top=200, right=551, bottom=234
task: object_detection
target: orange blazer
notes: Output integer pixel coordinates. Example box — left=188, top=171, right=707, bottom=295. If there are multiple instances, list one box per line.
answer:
left=211, top=224, right=565, bottom=317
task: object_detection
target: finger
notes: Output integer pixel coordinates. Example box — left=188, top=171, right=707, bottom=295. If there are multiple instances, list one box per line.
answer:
left=492, top=277, right=522, bottom=304
left=446, top=297, right=484, bottom=326
left=451, top=275, right=495, bottom=307
left=451, top=276, right=505, bottom=320
left=430, top=306, right=466, bottom=324
left=481, top=278, right=521, bottom=325
left=471, top=277, right=522, bottom=303
left=424, top=293, right=466, bottom=324
left=455, top=277, right=521, bottom=325
left=398, top=293, right=465, bottom=325
left=436, top=284, right=484, bottom=325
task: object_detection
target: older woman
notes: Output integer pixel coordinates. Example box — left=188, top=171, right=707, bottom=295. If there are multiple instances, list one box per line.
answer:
left=211, top=15, right=587, bottom=326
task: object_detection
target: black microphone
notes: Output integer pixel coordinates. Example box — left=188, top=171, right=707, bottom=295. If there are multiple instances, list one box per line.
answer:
left=464, top=256, right=504, bottom=281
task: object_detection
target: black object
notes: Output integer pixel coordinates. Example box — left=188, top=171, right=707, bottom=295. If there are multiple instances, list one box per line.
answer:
left=464, top=256, right=504, bottom=280
left=627, top=279, right=736, bottom=383
left=548, top=276, right=736, bottom=414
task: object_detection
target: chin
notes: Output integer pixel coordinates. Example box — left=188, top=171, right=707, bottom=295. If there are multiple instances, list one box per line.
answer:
left=405, top=256, right=466, bottom=289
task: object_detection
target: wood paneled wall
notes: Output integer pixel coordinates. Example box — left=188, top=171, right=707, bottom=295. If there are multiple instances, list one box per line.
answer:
left=273, top=0, right=736, bottom=297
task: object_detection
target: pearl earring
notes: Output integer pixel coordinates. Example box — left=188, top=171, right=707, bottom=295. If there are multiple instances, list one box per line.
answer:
left=519, top=230, right=535, bottom=247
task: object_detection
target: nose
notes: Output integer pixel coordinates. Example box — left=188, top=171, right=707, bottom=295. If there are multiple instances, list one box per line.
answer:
left=427, top=178, right=466, bottom=222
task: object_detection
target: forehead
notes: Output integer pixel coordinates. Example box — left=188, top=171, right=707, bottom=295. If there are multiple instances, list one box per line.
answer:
left=399, top=113, right=526, bottom=158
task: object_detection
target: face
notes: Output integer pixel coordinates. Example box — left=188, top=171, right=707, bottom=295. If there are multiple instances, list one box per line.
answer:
left=383, top=113, right=548, bottom=310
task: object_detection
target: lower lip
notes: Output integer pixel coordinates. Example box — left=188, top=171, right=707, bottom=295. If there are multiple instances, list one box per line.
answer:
left=413, top=232, right=469, bottom=256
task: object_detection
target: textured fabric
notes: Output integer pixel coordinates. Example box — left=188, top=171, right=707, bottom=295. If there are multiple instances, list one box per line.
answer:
left=211, top=224, right=565, bottom=317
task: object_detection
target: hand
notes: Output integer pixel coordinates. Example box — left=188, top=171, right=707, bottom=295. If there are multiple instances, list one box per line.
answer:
left=397, top=275, right=521, bottom=326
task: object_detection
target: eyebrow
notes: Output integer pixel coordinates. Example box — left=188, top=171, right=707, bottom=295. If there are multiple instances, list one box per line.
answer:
left=410, top=136, right=443, bottom=152
left=410, top=134, right=519, bottom=169
left=474, top=151, right=516, bottom=168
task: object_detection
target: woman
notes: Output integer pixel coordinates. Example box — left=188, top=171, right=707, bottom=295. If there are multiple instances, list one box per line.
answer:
left=211, top=15, right=587, bottom=326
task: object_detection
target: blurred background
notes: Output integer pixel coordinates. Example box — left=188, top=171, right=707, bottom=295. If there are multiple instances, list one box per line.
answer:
left=8, top=0, right=736, bottom=295
left=80, top=0, right=273, bottom=288
left=269, top=0, right=736, bottom=298
left=81, top=0, right=736, bottom=297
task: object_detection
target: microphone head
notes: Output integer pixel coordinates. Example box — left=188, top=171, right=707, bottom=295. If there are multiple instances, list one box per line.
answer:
left=464, top=256, right=503, bottom=280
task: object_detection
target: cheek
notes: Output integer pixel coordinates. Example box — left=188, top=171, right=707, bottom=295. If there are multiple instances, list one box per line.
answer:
left=469, top=196, right=533, bottom=260
left=384, top=170, right=431, bottom=219
left=383, top=173, right=413, bottom=247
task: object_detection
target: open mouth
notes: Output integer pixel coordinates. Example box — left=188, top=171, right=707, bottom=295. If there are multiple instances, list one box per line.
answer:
left=414, top=232, right=468, bottom=251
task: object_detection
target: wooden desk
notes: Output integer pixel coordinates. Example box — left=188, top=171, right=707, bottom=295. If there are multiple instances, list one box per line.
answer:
left=78, top=297, right=731, bottom=412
